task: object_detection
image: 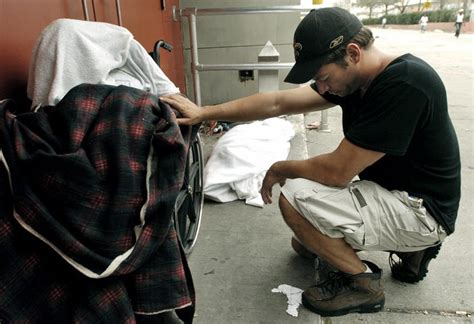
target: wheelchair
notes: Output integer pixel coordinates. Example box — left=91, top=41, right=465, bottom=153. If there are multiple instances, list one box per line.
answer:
left=151, top=40, right=204, bottom=255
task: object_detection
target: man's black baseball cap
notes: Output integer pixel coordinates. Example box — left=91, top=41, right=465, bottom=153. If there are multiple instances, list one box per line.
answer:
left=284, top=7, right=363, bottom=84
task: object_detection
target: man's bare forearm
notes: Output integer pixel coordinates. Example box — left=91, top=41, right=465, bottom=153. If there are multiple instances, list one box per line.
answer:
left=201, top=91, right=280, bottom=122
left=269, top=155, right=351, bottom=188
left=161, top=84, right=333, bottom=125
left=269, top=138, right=384, bottom=188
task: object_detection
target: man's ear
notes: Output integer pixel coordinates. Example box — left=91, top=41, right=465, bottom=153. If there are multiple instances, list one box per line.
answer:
left=345, top=43, right=361, bottom=63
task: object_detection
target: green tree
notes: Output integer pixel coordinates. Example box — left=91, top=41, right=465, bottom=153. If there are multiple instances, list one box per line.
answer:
left=462, top=0, right=468, bottom=13
left=358, top=0, right=380, bottom=18
left=378, top=0, right=398, bottom=16
left=395, top=0, right=410, bottom=14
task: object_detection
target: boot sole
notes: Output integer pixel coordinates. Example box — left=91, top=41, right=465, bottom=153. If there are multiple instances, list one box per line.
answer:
left=302, top=295, right=385, bottom=317
left=391, top=244, right=441, bottom=284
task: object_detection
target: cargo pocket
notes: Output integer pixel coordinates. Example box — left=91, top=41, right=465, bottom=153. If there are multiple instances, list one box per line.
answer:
left=346, top=182, right=381, bottom=249
left=395, top=192, right=439, bottom=250
left=293, top=186, right=355, bottom=239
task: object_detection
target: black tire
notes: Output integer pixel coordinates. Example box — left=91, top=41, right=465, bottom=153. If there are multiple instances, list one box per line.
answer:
left=174, top=133, right=204, bottom=254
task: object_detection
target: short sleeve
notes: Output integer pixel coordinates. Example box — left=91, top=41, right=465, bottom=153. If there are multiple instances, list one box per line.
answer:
left=346, top=82, right=429, bottom=155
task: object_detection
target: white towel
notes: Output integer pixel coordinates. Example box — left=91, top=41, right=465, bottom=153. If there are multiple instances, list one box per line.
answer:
left=27, top=18, right=179, bottom=107
left=203, top=118, right=295, bottom=207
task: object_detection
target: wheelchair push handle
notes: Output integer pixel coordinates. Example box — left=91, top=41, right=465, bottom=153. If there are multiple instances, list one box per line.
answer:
left=150, top=39, right=174, bottom=66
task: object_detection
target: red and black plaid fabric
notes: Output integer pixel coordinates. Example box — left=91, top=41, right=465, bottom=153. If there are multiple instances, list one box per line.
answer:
left=0, top=84, right=195, bottom=323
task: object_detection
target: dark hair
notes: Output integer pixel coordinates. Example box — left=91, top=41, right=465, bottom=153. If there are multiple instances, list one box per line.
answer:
left=322, top=27, right=375, bottom=67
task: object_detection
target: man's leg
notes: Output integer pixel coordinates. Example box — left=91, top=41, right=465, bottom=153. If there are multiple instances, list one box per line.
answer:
left=280, top=178, right=446, bottom=289
left=279, top=194, right=365, bottom=275
left=279, top=194, right=385, bottom=316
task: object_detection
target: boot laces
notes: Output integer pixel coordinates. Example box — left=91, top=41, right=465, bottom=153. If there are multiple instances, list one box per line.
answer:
left=317, top=271, right=352, bottom=297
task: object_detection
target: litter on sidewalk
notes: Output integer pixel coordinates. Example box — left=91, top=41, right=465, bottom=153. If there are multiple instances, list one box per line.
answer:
left=272, top=284, right=304, bottom=317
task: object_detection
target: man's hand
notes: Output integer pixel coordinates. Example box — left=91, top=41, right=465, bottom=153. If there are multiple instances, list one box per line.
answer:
left=160, top=94, right=203, bottom=125
left=261, top=166, right=287, bottom=204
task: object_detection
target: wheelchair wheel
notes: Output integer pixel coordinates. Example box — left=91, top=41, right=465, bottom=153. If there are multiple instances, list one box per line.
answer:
left=174, top=133, right=204, bottom=254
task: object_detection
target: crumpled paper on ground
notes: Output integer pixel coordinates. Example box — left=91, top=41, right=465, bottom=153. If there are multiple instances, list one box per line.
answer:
left=271, top=284, right=304, bottom=317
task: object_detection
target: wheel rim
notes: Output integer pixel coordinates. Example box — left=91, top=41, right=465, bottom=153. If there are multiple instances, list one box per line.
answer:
left=174, top=133, right=204, bottom=254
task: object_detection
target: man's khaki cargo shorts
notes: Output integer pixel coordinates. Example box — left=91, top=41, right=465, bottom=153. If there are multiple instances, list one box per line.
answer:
left=280, top=179, right=446, bottom=252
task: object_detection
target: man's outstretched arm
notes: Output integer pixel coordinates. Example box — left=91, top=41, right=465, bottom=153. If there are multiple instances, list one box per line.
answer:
left=160, top=84, right=334, bottom=125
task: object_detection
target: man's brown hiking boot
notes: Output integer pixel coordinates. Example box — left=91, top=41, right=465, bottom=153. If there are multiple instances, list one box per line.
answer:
left=302, top=261, right=385, bottom=317
left=389, top=243, right=442, bottom=283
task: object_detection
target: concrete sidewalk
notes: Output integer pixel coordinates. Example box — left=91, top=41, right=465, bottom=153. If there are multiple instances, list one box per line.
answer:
left=188, top=28, right=473, bottom=323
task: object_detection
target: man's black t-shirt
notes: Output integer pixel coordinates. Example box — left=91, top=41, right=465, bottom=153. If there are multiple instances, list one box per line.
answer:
left=311, top=54, right=461, bottom=234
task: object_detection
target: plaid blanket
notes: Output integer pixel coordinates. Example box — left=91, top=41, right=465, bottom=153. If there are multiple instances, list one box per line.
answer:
left=0, top=84, right=195, bottom=323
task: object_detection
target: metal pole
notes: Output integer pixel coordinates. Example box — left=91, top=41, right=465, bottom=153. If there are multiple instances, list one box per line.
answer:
left=115, top=0, right=123, bottom=26
left=319, top=110, right=330, bottom=132
left=82, top=0, right=90, bottom=21
left=189, top=12, right=201, bottom=105
left=180, top=6, right=314, bottom=16
left=196, top=63, right=293, bottom=71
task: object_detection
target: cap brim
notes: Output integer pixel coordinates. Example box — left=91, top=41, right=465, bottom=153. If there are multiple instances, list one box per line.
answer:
left=284, top=55, right=326, bottom=84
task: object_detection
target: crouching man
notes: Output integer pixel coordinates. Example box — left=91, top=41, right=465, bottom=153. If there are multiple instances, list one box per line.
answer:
left=161, top=7, right=461, bottom=317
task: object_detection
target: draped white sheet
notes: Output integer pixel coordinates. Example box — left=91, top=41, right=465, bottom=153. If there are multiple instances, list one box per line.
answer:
left=203, top=117, right=295, bottom=207
left=27, top=18, right=179, bottom=108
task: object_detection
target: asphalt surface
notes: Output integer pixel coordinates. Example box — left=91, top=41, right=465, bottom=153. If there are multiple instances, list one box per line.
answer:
left=188, top=27, right=473, bottom=323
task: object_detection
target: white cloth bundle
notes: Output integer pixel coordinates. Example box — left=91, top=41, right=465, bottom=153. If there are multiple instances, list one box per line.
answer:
left=203, top=117, right=295, bottom=207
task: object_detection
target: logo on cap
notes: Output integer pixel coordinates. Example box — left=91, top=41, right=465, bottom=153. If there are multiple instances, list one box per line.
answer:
left=293, top=42, right=303, bottom=57
left=329, top=36, right=344, bottom=49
